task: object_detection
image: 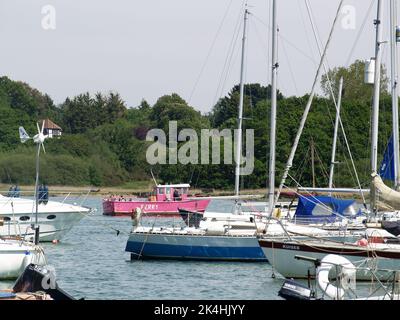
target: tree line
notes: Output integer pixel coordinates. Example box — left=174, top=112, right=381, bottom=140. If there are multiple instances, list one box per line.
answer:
left=0, top=60, right=394, bottom=191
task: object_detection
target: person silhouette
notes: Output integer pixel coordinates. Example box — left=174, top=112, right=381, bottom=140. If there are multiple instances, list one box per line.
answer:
left=7, top=185, right=13, bottom=197
left=38, top=184, right=44, bottom=204
left=43, top=185, right=49, bottom=205
left=14, top=185, right=20, bottom=198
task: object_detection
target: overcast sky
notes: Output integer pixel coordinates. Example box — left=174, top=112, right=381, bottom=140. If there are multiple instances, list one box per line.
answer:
left=0, top=0, right=396, bottom=112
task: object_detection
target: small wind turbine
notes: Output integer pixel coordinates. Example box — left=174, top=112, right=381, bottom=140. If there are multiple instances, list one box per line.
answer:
left=19, top=120, right=48, bottom=245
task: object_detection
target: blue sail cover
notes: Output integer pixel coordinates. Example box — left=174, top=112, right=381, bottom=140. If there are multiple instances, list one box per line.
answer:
left=379, top=134, right=395, bottom=181
left=294, top=195, right=360, bottom=223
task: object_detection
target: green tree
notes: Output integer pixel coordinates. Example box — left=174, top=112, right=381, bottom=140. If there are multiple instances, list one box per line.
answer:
left=321, top=59, right=389, bottom=102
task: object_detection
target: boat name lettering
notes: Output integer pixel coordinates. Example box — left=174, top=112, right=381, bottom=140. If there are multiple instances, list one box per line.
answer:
left=282, top=244, right=300, bottom=250
left=140, top=204, right=159, bottom=210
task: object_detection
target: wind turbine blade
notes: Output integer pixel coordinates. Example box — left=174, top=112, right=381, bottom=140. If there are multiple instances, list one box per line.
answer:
left=41, top=143, right=46, bottom=154
left=18, top=127, right=30, bottom=143
left=41, top=120, right=45, bottom=134
left=36, top=122, right=40, bottom=134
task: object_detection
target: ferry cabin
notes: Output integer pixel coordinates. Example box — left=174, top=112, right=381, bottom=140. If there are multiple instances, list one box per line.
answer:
left=151, top=184, right=190, bottom=202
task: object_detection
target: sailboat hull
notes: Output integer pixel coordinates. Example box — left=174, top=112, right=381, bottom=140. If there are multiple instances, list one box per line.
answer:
left=126, top=232, right=266, bottom=261
left=259, top=238, right=400, bottom=281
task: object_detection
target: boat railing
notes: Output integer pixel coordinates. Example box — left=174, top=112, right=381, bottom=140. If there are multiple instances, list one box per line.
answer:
left=61, top=192, right=71, bottom=205
left=292, top=215, right=349, bottom=226
left=134, top=230, right=258, bottom=238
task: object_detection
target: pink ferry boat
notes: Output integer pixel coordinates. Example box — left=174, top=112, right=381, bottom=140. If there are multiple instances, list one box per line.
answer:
left=102, top=184, right=211, bottom=216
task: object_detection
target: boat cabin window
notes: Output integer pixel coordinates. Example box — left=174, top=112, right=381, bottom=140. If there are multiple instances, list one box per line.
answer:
left=166, top=187, right=171, bottom=195
left=312, top=204, right=334, bottom=216
left=157, top=188, right=165, bottom=195
left=182, top=187, right=188, bottom=194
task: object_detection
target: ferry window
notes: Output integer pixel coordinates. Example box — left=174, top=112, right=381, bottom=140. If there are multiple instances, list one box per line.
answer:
left=3, top=217, right=11, bottom=221
left=47, top=215, right=56, bottom=220
left=19, top=216, right=30, bottom=221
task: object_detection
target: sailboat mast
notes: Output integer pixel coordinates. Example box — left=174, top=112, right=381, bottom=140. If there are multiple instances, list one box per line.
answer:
left=34, top=138, right=40, bottom=245
left=390, top=0, right=400, bottom=189
left=371, top=0, right=384, bottom=211
left=328, top=76, right=343, bottom=192
left=234, top=9, right=248, bottom=197
left=268, top=0, right=278, bottom=213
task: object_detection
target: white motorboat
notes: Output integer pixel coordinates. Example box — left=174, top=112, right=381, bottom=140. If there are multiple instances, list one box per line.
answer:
left=0, top=195, right=92, bottom=242
left=0, top=238, right=46, bottom=280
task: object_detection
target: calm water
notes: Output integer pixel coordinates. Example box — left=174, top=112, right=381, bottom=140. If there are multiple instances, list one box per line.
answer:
left=0, top=197, right=284, bottom=300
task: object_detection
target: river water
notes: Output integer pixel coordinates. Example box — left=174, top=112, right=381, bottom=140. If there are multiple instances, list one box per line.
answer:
left=0, top=197, right=386, bottom=300
left=0, top=197, right=283, bottom=300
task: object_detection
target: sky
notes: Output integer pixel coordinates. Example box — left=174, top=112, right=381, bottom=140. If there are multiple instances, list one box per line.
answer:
left=0, top=0, right=396, bottom=112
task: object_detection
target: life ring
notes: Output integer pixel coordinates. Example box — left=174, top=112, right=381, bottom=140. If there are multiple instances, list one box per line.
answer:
left=316, top=254, right=356, bottom=300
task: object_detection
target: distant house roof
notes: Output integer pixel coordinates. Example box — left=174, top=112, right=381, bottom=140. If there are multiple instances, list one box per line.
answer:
left=40, top=119, right=62, bottom=130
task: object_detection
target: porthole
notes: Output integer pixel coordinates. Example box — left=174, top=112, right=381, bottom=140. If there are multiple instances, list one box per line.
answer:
left=19, top=216, right=30, bottom=221
left=47, top=215, right=56, bottom=220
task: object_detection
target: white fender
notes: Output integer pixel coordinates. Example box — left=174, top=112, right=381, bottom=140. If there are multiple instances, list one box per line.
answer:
left=205, top=226, right=226, bottom=235
left=132, top=207, right=142, bottom=227
left=317, top=254, right=356, bottom=300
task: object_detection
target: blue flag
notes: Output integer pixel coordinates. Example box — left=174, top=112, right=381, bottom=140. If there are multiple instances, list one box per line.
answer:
left=379, top=135, right=395, bottom=181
